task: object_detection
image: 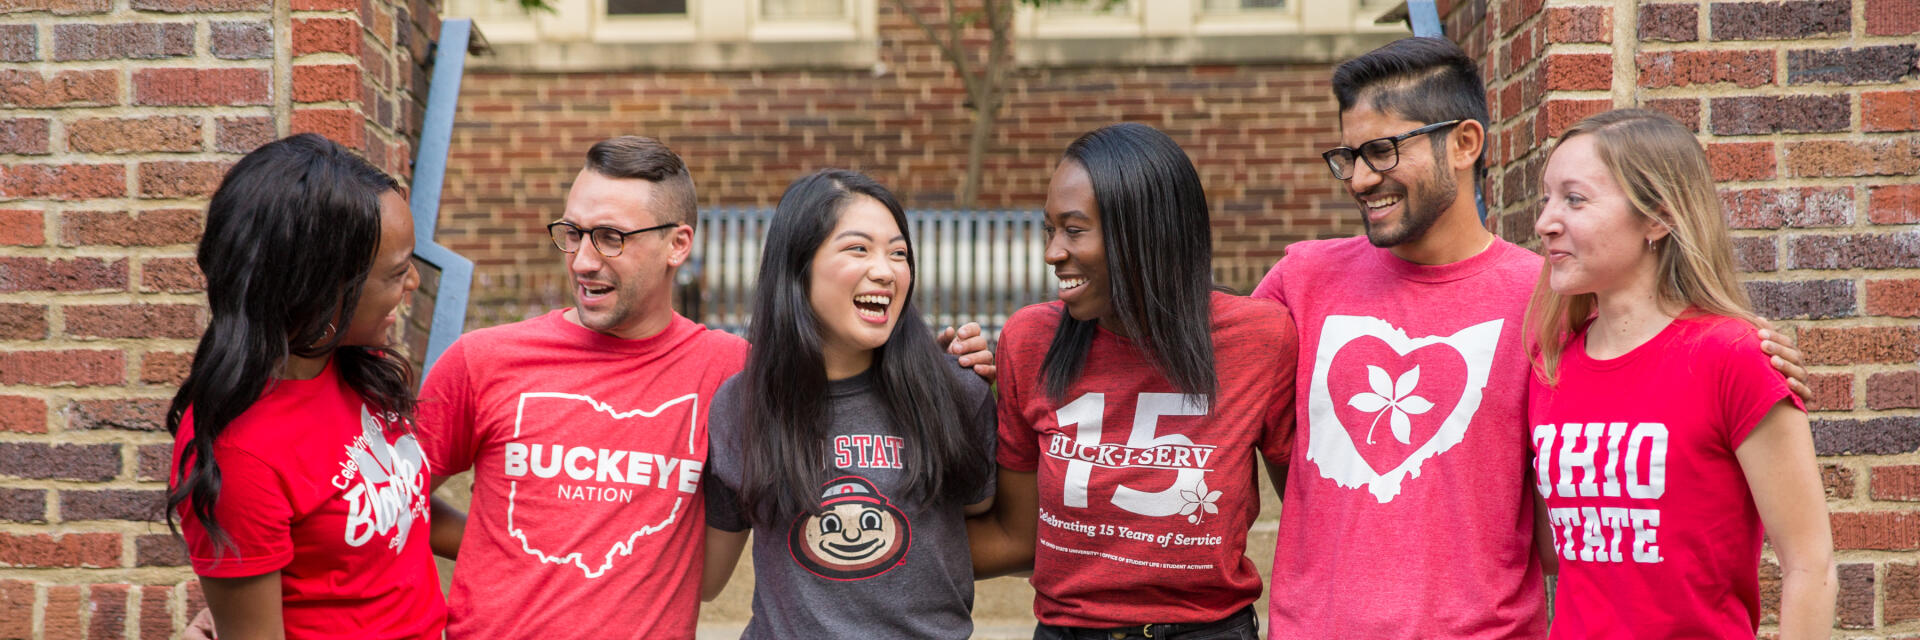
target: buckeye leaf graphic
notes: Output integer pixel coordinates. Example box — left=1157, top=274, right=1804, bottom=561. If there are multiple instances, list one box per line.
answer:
left=1346, top=365, right=1434, bottom=445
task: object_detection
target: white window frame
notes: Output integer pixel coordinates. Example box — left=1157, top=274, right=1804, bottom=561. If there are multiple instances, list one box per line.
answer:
left=1014, top=0, right=1404, bottom=65
left=446, top=0, right=877, bottom=69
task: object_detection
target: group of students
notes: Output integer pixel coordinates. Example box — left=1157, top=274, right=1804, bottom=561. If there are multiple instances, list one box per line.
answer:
left=164, top=37, right=1835, bottom=640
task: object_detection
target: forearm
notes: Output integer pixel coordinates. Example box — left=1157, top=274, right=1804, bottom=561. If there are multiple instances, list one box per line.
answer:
left=965, top=511, right=1034, bottom=579
left=429, top=496, right=466, bottom=559
left=1775, top=562, right=1837, bottom=639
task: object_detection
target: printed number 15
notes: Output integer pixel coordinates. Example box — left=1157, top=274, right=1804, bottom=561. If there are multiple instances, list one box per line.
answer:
left=1057, top=392, right=1208, bottom=517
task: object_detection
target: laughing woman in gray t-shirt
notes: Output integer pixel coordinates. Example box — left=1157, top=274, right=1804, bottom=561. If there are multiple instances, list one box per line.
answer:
left=701, top=169, right=998, bottom=639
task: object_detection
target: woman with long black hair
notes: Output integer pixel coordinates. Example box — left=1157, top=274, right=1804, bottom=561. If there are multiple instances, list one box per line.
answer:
left=166, top=133, right=442, bottom=639
left=970, top=123, right=1298, bottom=639
left=700, top=169, right=997, bottom=638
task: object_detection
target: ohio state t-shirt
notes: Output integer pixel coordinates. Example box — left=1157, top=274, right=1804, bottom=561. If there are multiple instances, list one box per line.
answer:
left=171, top=357, right=445, bottom=640
left=996, top=292, right=1297, bottom=627
left=1528, top=313, right=1801, bottom=639
left=1255, top=236, right=1547, bottom=639
left=416, top=310, right=748, bottom=640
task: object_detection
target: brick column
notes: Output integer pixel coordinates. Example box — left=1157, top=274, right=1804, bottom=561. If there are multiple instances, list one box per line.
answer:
left=0, top=0, right=440, bottom=634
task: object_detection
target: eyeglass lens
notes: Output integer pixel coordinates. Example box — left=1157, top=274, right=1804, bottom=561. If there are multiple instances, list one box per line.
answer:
left=548, top=224, right=629, bottom=257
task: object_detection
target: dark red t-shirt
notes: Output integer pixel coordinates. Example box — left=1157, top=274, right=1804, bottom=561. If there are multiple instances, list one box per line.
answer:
left=996, top=292, right=1297, bottom=627
left=172, top=358, right=445, bottom=640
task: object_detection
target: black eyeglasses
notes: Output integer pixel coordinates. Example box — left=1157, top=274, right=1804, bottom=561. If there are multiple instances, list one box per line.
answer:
left=1322, top=119, right=1463, bottom=180
left=546, top=220, right=678, bottom=258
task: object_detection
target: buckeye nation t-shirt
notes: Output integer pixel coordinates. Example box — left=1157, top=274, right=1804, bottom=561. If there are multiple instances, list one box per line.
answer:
left=996, top=292, right=1297, bottom=627
left=172, top=357, right=445, bottom=640
left=1255, top=236, right=1547, bottom=639
left=417, top=310, right=748, bottom=640
left=1529, top=313, right=1801, bottom=639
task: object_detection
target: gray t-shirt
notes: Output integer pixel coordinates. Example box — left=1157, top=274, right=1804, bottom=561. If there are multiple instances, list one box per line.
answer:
left=705, top=364, right=996, bottom=639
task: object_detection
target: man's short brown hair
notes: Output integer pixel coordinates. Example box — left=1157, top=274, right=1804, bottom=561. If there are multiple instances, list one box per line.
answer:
left=584, top=136, right=698, bottom=228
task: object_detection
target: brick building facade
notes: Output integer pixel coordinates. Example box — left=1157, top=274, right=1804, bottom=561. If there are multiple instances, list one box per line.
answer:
left=1, top=0, right=1916, bottom=638
left=0, top=0, right=440, bottom=635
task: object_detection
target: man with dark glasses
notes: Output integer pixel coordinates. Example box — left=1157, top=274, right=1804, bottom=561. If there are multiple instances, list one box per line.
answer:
left=1253, top=37, right=1806, bottom=639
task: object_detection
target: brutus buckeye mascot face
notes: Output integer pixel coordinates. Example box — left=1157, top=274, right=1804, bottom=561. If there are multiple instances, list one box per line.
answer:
left=788, top=476, right=910, bottom=580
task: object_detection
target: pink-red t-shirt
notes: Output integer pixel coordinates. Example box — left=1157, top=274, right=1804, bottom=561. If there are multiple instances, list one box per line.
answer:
left=171, top=357, right=445, bottom=640
left=1254, top=236, right=1547, bottom=639
left=416, top=310, right=748, bottom=640
left=996, top=292, right=1297, bottom=627
left=1528, top=313, right=1801, bottom=639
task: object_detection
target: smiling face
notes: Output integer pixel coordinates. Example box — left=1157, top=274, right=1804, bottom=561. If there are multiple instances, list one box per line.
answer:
left=1337, top=104, right=1457, bottom=248
left=339, top=190, right=420, bottom=348
left=1043, top=160, right=1117, bottom=331
left=808, top=195, right=911, bottom=379
left=1535, top=134, right=1665, bottom=297
left=560, top=168, right=692, bottom=340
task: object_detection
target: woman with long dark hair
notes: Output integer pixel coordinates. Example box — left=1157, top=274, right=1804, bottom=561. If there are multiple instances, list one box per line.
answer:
left=970, top=123, right=1298, bottom=639
left=1525, top=109, right=1834, bottom=638
left=700, top=169, right=997, bottom=637
left=166, top=133, right=442, bottom=639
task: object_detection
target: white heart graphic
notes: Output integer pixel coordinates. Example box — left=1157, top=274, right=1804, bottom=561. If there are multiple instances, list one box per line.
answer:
left=506, top=392, right=700, bottom=579
left=1306, top=315, right=1503, bottom=503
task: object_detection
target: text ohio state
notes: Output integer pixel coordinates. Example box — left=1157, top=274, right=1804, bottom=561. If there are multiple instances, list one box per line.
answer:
left=1532, top=421, right=1671, bottom=565
left=502, top=442, right=702, bottom=503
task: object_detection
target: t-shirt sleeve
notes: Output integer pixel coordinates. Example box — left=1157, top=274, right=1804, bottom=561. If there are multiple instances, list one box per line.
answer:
left=181, top=448, right=296, bottom=577
left=1256, top=306, right=1301, bottom=466
left=965, top=374, right=999, bottom=504
left=1717, top=327, right=1804, bottom=448
left=703, top=380, right=750, bottom=532
left=994, top=321, right=1040, bottom=472
left=704, top=468, right=749, bottom=532
left=1250, top=255, right=1288, bottom=304
left=416, top=337, right=478, bottom=476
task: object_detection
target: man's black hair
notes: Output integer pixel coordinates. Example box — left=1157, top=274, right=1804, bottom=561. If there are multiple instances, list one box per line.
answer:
left=1331, top=37, right=1491, bottom=176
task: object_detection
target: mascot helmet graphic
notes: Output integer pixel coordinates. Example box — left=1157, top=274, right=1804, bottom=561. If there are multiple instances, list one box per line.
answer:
left=788, top=476, right=910, bottom=581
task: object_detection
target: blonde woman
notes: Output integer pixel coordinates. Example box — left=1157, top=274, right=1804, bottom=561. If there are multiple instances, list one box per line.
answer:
left=1524, top=109, right=1835, bottom=638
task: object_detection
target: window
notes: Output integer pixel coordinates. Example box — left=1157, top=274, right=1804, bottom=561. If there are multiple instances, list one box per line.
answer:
left=1016, top=0, right=1405, bottom=64
left=445, top=0, right=877, bottom=70
left=1201, top=0, right=1282, bottom=13
left=760, top=0, right=844, bottom=20
left=607, top=0, right=687, bottom=14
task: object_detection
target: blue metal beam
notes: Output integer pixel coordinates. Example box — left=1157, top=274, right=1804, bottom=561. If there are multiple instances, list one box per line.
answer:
left=1407, top=0, right=1442, bottom=38
left=409, top=18, right=476, bottom=379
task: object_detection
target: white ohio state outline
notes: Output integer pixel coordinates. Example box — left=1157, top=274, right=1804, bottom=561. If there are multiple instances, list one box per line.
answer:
left=505, top=391, right=700, bottom=579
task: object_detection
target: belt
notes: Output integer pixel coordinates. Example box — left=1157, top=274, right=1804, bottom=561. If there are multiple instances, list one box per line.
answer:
left=1055, top=605, right=1255, bottom=639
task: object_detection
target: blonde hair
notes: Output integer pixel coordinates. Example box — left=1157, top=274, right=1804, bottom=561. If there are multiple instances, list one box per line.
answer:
left=1525, top=108, right=1759, bottom=385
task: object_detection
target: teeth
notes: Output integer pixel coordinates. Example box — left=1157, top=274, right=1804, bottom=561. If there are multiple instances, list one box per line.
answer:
left=1364, top=195, right=1402, bottom=209
left=854, top=294, right=892, bottom=305
left=1059, top=277, right=1086, bottom=290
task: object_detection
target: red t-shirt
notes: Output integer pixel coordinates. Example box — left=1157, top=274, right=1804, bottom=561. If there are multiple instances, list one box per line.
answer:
left=996, top=292, right=1297, bottom=627
left=1255, top=236, right=1547, bottom=639
left=171, top=357, right=445, bottom=640
left=416, top=310, right=747, bottom=640
left=1528, top=313, right=1801, bottom=639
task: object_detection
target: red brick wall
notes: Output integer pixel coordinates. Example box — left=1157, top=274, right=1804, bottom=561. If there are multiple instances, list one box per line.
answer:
left=1449, top=0, right=1920, bottom=634
left=0, top=0, right=439, bottom=634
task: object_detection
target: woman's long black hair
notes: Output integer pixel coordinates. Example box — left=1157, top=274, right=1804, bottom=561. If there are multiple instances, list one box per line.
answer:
left=1041, top=123, right=1219, bottom=402
left=164, top=133, right=416, bottom=550
left=736, top=169, right=990, bottom=526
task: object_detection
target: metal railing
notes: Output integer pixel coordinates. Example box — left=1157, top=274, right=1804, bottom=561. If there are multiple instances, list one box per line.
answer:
left=682, top=208, right=1054, bottom=339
